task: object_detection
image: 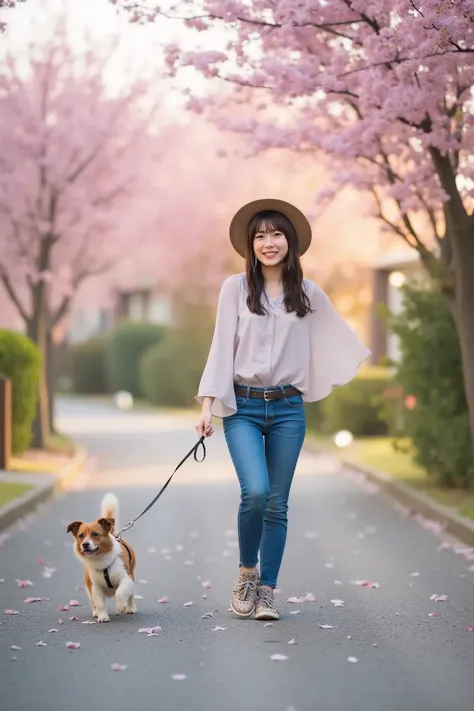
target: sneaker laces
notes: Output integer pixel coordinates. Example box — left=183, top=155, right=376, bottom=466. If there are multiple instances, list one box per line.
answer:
left=258, top=587, right=276, bottom=609
left=234, top=577, right=258, bottom=600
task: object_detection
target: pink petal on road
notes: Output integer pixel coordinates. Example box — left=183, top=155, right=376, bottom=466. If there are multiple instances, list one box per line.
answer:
left=270, top=654, right=288, bottom=661
left=183, top=601, right=193, bottom=607
left=201, top=613, right=213, bottom=619
left=320, top=624, right=334, bottom=630
left=10, top=645, right=21, bottom=650
left=49, top=629, right=59, bottom=633
left=202, top=580, right=212, bottom=589
left=202, top=594, right=207, bottom=599
left=466, top=625, right=473, bottom=632
left=66, top=642, right=80, bottom=649
left=211, top=626, right=227, bottom=631
left=264, top=622, right=274, bottom=628
left=16, top=580, right=33, bottom=588
left=24, top=597, right=42, bottom=603
left=69, top=616, right=79, bottom=621
left=37, top=557, right=46, bottom=565
left=82, top=620, right=96, bottom=625
left=303, top=593, right=315, bottom=602
left=430, top=594, right=449, bottom=602
left=289, top=610, right=301, bottom=615
left=58, top=618, right=64, bottom=624
left=35, top=641, right=47, bottom=647
left=69, top=600, right=79, bottom=607
left=138, top=579, right=148, bottom=584
left=286, top=597, right=302, bottom=604
left=59, top=605, right=69, bottom=611
left=350, top=580, right=380, bottom=589
left=5, top=610, right=19, bottom=615
left=111, top=663, right=127, bottom=671
left=135, top=595, right=143, bottom=600
left=410, top=572, right=420, bottom=577
left=347, top=657, right=358, bottom=663
left=428, top=612, right=437, bottom=617
left=288, top=639, right=296, bottom=645
left=331, top=599, right=345, bottom=607
left=158, top=596, right=168, bottom=603
left=171, top=674, right=187, bottom=680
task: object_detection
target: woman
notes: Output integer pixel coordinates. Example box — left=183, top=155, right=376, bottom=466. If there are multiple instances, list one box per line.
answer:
left=195, top=198, right=370, bottom=621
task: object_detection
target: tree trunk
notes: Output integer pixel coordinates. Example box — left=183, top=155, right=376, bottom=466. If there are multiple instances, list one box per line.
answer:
left=451, top=222, right=474, bottom=466
left=27, top=300, right=51, bottom=450
left=46, top=328, right=56, bottom=434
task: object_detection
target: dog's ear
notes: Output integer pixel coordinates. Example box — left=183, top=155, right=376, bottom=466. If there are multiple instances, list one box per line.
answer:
left=67, top=521, right=83, bottom=536
left=97, top=517, right=114, bottom=532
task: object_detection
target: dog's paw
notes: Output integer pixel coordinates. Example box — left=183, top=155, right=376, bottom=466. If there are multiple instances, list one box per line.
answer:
left=116, top=601, right=127, bottom=615
left=126, top=602, right=137, bottom=614
left=97, top=610, right=110, bottom=623
left=92, top=609, right=98, bottom=618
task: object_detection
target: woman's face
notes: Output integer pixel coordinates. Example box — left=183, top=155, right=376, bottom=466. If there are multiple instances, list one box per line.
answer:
left=253, top=222, right=289, bottom=268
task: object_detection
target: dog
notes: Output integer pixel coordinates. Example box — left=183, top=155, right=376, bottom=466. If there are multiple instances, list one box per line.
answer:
left=66, top=493, right=136, bottom=622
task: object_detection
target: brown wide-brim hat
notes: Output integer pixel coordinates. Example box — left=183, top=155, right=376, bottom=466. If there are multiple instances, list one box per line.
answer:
left=229, top=198, right=312, bottom=258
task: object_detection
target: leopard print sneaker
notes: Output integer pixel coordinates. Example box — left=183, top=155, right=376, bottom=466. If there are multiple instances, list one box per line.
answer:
left=230, top=569, right=259, bottom=618
left=255, top=585, right=280, bottom=620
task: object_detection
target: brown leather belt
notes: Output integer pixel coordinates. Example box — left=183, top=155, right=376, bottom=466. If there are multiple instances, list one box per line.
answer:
left=234, top=384, right=301, bottom=402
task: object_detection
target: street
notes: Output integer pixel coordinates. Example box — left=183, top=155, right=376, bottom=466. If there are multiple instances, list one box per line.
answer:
left=1, top=396, right=473, bottom=711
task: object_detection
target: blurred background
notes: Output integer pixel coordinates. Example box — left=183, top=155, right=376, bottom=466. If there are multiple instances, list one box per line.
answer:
left=1, top=0, right=472, bottom=508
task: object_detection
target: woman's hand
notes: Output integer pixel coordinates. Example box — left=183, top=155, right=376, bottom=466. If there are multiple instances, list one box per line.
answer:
left=196, top=405, right=214, bottom=438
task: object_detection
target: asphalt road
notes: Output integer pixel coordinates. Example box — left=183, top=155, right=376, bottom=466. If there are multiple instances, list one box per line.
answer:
left=1, top=396, right=473, bottom=711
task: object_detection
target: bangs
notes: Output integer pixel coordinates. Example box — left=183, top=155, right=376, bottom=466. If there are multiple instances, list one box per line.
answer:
left=250, top=210, right=293, bottom=237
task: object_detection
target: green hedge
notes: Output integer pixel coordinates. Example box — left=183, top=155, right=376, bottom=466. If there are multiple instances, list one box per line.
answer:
left=139, top=325, right=212, bottom=408
left=386, top=286, right=474, bottom=488
left=105, top=322, right=167, bottom=396
left=317, top=366, right=393, bottom=437
left=70, top=335, right=109, bottom=394
left=0, top=329, right=40, bottom=453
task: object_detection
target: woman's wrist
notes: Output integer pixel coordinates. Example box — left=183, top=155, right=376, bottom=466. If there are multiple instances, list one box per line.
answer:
left=202, top=397, right=214, bottom=412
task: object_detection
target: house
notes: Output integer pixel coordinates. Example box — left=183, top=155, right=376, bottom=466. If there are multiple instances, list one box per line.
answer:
left=370, top=250, right=426, bottom=365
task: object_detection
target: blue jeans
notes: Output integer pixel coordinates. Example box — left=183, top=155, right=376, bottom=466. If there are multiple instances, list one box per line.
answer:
left=223, top=385, right=306, bottom=588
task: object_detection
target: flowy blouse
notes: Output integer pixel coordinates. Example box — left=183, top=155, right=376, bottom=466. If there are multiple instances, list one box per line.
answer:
left=196, top=273, right=371, bottom=418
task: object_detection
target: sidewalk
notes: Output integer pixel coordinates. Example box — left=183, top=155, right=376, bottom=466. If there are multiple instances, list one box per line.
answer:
left=304, top=436, right=474, bottom=547
left=0, top=446, right=86, bottom=532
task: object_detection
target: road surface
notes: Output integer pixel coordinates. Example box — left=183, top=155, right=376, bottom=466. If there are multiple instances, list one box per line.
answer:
left=1, top=396, right=473, bottom=711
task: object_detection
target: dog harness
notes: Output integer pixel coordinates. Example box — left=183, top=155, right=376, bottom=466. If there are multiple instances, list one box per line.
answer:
left=101, top=537, right=133, bottom=589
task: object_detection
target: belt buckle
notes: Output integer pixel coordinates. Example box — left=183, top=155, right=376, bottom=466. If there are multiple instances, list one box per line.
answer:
left=263, top=389, right=271, bottom=402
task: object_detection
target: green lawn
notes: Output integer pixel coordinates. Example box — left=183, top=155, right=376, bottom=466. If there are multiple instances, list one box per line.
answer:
left=0, top=482, right=32, bottom=507
left=308, top=433, right=474, bottom=522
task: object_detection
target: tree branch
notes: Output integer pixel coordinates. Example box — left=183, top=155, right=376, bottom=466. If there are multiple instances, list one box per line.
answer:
left=0, top=271, right=29, bottom=322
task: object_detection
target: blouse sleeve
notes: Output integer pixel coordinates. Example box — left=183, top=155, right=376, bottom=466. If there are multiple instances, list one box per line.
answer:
left=195, top=274, right=240, bottom=418
left=305, top=281, right=371, bottom=402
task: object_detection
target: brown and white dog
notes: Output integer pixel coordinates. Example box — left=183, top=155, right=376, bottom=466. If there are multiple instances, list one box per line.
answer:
left=66, top=493, right=136, bottom=622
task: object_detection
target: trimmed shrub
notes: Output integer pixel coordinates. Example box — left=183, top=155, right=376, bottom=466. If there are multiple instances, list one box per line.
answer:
left=105, top=322, right=167, bottom=396
left=386, top=286, right=473, bottom=488
left=139, top=324, right=212, bottom=408
left=320, top=366, right=393, bottom=437
left=70, top=335, right=109, bottom=394
left=0, top=329, right=40, bottom=453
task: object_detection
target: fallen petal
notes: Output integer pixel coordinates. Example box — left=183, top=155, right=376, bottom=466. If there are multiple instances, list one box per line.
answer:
left=138, top=579, right=148, bottom=584
left=410, top=572, right=420, bottom=577
left=347, top=656, right=358, bottom=663
left=270, top=654, right=288, bottom=661
left=330, top=599, right=345, bottom=607
left=5, top=610, right=19, bottom=615
left=16, top=580, right=33, bottom=588
left=158, top=596, right=168, bottom=603
left=184, top=560, right=195, bottom=566
left=264, top=622, right=273, bottom=628
left=66, top=642, right=81, bottom=649
left=201, top=613, right=213, bottom=619
left=24, top=597, right=42, bottom=603
left=288, top=639, right=296, bottom=645
left=202, top=580, right=212, bottom=589
left=69, top=616, right=79, bottom=621
left=82, top=620, right=96, bottom=625
left=10, top=645, right=21, bottom=650
left=183, top=601, right=193, bottom=607
left=49, top=628, right=59, bottom=633
left=320, top=624, right=334, bottom=630
left=35, top=641, right=47, bottom=647
left=59, top=605, right=69, bottom=611
left=286, top=597, right=302, bottom=604
left=430, top=594, right=449, bottom=602
left=69, top=600, right=79, bottom=607
left=171, top=674, right=187, bottom=680
left=211, top=626, right=227, bottom=631
left=289, top=610, right=301, bottom=615
left=111, top=663, right=127, bottom=671
left=303, top=593, right=316, bottom=602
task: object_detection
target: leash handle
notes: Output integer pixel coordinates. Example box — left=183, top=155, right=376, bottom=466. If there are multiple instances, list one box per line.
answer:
left=116, top=436, right=206, bottom=538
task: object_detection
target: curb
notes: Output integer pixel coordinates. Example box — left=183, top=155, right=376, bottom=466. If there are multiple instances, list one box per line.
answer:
left=0, top=445, right=87, bottom=533
left=304, top=438, right=474, bottom=548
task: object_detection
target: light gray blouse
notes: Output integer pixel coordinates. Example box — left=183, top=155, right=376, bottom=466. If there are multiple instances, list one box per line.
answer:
left=196, top=273, right=371, bottom=418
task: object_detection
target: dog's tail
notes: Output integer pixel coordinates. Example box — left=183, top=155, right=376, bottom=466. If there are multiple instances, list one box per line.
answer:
left=100, top=493, right=119, bottom=532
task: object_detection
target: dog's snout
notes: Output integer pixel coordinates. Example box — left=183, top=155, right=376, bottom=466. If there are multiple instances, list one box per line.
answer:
left=82, top=541, right=91, bottom=549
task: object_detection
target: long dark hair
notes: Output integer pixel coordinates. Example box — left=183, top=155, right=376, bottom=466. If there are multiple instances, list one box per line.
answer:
left=245, top=210, right=312, bottom=318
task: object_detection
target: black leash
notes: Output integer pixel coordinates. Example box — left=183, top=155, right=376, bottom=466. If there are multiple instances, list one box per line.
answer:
left=115, top=436, right=207, bottom=539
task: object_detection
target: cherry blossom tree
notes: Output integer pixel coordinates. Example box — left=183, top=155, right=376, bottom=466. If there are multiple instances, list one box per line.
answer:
left=115, top=0, right=474, bottom=458
left=0, top=11, right=163, bottom=447
left=0, top=1, right=25, bottom=34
